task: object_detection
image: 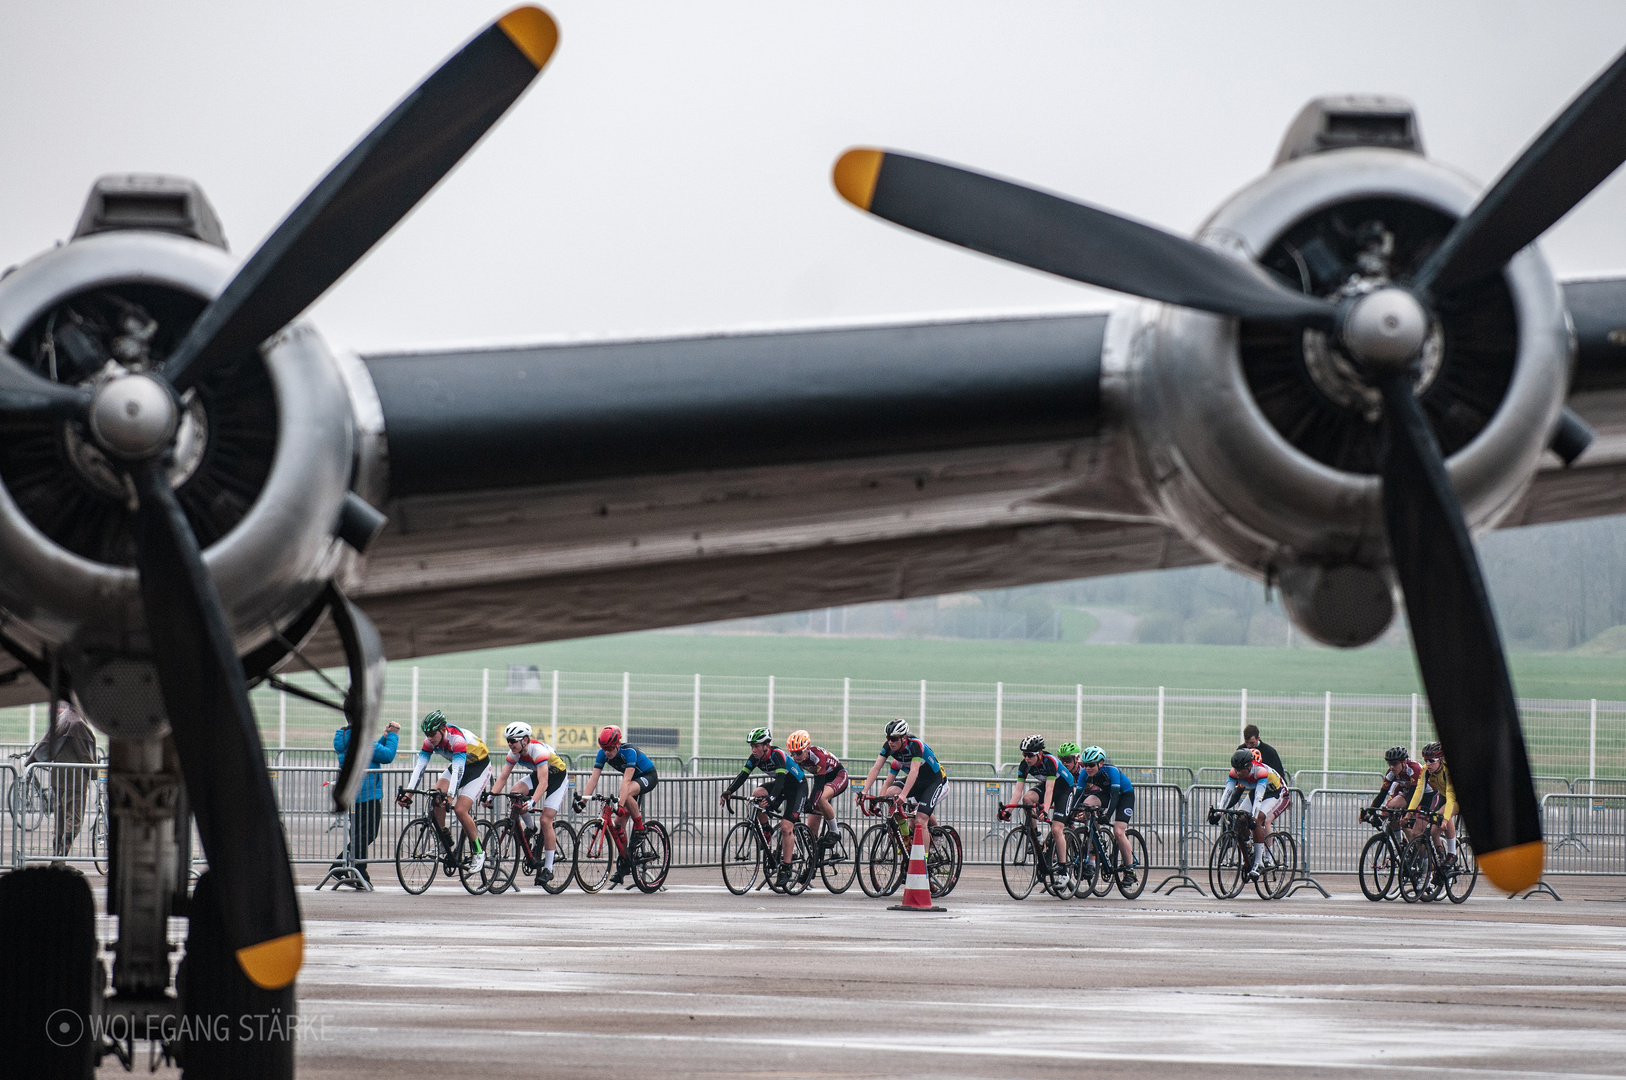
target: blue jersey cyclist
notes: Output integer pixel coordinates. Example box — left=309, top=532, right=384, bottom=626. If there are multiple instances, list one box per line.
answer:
left=1009, top=734, right=1074, bottom=891
left=579, top=726, right=659, bottom=886
left=1076, top=745, right=1137, bottom=889
left=396, top=710, right=489, bottom=875
left=859, top=719, right=946, bottom=846
left=720, top=728, right=806, bottom=890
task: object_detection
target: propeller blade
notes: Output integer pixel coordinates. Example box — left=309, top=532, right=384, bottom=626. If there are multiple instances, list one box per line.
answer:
left=1377, top=375, right=1543, bottom=891
left=161, top=6, right=558, bottom=393
left=326, top=583, right=387, bottom=813
left=131, top=463, right=303, bottom=989
left=0, top=349, right=92, bottom=419
left=1414, top=46, right=1626, bottom=298
left=832, top=148, right=1338, bottom=328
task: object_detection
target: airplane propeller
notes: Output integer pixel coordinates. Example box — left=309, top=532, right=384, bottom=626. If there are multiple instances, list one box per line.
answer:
left=834, top=44, right=1626, bottom=892
left=0, top=6, right=556, bottom=988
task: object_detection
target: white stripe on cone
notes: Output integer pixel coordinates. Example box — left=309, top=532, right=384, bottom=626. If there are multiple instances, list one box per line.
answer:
left=899, top=836, right=933, bottom=908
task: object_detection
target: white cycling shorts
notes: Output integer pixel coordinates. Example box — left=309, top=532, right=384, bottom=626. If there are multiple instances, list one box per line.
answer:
left=440, top=762, right=489, bottom=803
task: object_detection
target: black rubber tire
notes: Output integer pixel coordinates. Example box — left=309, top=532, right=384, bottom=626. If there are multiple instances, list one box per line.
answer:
left=541, top=821, right=577, bottom=894
left=632, top=821, right=671, bottom=893
left=0, top=865, right=99, bottom=1079
left=930, top=826, right=963, bottom=897
left=486, top=821, right=519, bottom=894
left=721, top=822, right=763, bottom=895
left=1446, top=838, right=1478, bottom=903
left=176, top=871, right=295, bottom=1079
left=1208, top=832, right=1246, bottom=900
left=1001, top=827, right=1038, bottom=900
left=394, top=818, right=439, bottom=894
left=1359, top=833, right=1397, bottom=901
left=818, top=822, right=860, bottom=894
left=782, top=824, right=815, bottom=896
left=1116, top=828, right=1149, bottom=899
left=575, top=820, right=613, bottom=893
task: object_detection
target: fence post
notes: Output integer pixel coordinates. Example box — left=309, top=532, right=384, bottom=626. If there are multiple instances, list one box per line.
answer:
left=767, top=675, right=775, bottom=732
left=622, top=671, right=630, bottom=728
left=28, top=703, right=35, bottom=746
left=1591, top=698, right=1598, bottom=783
left=994, top=682, right=1003, bottom=769
left=1322, top=691, right=1332, bottom=775
left=551, top=669, right=559, bottom=745
left=693, top=674, right=702, bottom=767
left=279, top=689, right=287, bottom=750
left=1240, top=688, right=1247, bottom=741
left=1410, top=693, right=1418, bottom=756
left=1156, top=686, right=1165, bottom=769
left=480, top=668, right=490, bottom=745
left=919, top=680, right=927, bottom=741
left=1075, top=684, right=1082, bottom=747
left=411, top=666, right=419, bottom=725
left=842, top=677, right=850, bottom=758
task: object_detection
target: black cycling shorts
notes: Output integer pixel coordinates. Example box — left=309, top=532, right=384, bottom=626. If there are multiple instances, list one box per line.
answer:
left=902, top=774, right=947, bottom=814
left=761, top=774, right=804, bottom=817
left=630, top=771, right=658, bottom=796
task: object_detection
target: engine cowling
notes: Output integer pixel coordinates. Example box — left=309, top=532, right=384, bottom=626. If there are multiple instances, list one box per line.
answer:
left=1116, top=147, right=1571, bottom=645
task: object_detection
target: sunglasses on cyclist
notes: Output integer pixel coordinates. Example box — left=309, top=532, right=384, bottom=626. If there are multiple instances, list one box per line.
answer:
left=1021, top=751, right=1038, bottom=759
left=1424, top=753, right=1443, bottom=763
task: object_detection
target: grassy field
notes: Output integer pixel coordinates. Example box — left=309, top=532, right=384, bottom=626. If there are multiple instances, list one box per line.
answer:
left=414, top=632, right=1626, bottom=701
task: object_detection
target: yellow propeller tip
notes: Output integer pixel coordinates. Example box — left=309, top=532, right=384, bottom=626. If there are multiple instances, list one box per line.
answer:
left=498, top=6, right=559, bottom=70
left=236, top=932, right=304, bottom=990
left=1479, top=840, right=1545, bottom=893
left=833, top=148, right=885, bottom=211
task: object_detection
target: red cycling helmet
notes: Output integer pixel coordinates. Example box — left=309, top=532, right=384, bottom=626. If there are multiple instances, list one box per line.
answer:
left=598, top=725, right=622, bottom=750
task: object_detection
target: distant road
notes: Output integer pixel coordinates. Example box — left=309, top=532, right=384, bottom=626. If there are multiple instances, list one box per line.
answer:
left=1081, top=606, right=1138, bottom=644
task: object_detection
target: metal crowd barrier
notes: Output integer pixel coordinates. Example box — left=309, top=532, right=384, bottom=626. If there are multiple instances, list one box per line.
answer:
left=11, top=761, right=106, bottom=869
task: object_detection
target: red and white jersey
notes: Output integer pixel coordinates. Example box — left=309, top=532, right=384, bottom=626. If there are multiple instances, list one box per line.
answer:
left=505, top=739, right=567, bottom=774
left=802, top=745, right=844, bottom=779
left=1380, top=760, right=1423, bottom=798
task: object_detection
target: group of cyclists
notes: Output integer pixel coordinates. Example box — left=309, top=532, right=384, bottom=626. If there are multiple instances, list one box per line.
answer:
left=387, top=706, right=1466, bottom=899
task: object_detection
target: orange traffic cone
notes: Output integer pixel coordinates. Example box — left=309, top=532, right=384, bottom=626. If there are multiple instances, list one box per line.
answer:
left=888, top=833, right=946, bottom=912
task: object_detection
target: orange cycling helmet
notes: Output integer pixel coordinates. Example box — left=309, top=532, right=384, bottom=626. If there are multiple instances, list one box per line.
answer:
left=598, top=725, right=622, bottom=750
left=785, top=730, right=811, bottom=753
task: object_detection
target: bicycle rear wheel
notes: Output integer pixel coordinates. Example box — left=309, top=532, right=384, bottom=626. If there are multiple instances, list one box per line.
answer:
left=631, top=821, right=671, bottom=893
left=864, top=826, right=905, bottom=897
left=1359, top=833, right=1397, bottom=901
left=394, top=819, right=439, bottom=895
left=931, top=826, right=963, bottom=898
left=1064, top=827, right=1095, bottom=899
left=575, top=820, right=614, bottom=893
left=1116, top=828, right=1148, bottom=899
left=486, top=821, right=520, bottom=894
left=721, top=822, right=763, bottom=895
left=1255, top=832, right=1293, bottom=900
left=819, top=822, right=859, bottom=894
left=1396, top=841, right=1431, bottom=903
left=1000, top=827, right=1038, bottom=900
left=1446, top=838, right=1477, bottom=903
left=1208, top=833, right=1246, bottom=899
left=542, top=821, right=577, bottom=894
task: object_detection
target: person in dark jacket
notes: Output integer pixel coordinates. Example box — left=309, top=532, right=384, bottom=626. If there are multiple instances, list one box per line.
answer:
left=333, top=718, right=400, bottom=885
left=1239, top=724, right=1287, bottom=782
left=26, top=703, right=97, bottom=862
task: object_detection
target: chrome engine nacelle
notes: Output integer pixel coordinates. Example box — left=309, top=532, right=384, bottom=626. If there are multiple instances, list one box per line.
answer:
left=1115, top=148, right=1571, bottom=645
left=0, top=228, right=359, bottom=730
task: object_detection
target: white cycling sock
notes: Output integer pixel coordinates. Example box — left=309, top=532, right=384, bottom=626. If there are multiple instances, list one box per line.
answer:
left=543, top=849, right=555, bottom=870
left=1252, top=841, right=1265, bottom=865
left=1446, top=837, right=1457, bottom=855
left=522, top=811, right=537, bottom=831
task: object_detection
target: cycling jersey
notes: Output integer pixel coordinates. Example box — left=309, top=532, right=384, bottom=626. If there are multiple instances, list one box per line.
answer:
left=800, top=745, right=844, bottom=779
left=1372, top=760, right=1423, bottom=807
left=880, top=737, right=943, bottom=783
left=724, top=747, right=806, bottom=796
left=1219, top=763, right=1285, bottom=813
left=506, top=739, right=569, bottom=794
left=407, top=724, right=488, bottom=794
left=1018, top=753, right=1075, bottom=808
left=1079, top=763, right=1132, bottom=818
left=595, top=744, right=657, bottom=777
left=1408, top=762, right=1458, bottom=819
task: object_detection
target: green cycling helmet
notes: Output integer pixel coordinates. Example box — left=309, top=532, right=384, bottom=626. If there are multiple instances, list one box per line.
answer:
left=1057, top=742, right=1081, bottom=759
left=747, top=726, right=772, bottom=745
left=421, top=710, right=448, bottom=737
left=1080, top=745, right=1106, bottom=765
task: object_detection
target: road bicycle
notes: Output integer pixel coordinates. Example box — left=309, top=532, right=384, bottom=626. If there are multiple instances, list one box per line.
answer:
left=394, top=787, right=500, bottom=895
left=720, top=794, right=814, bottom=895
left=7, top=755, right=51, bottom=833
left=997, top=799, right=1085, bottom=899
left=1358, top=806, right=1408, bottom=901
left=575, top=793, right=670, bottom=894
left=1396, top=811, right=1478, bottom=904
left=482, top=790, right=578, bottom=895
left=1206, top=805, right=1294, bottom=900
left=1073, top=805, right=1150, bottom=899
left=796, top=810, right=859, bottom=894
left=855, top=793, right=962, bottom=899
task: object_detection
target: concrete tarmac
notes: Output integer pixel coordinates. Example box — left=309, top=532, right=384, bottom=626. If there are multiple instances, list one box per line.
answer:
left=98, top=869, right=1626, bottom=1079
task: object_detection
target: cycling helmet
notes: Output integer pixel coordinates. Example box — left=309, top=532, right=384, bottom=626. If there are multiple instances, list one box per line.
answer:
left=1230, top=748, right=1256, bottom=772
left=884, top=718, right=910, bottom=739
left=1251, top=748, right=1263, bottom=763
left=1018, top=734, right=1045, bottom=754
left=598, top=726, right=622, bottom=750
left=1422, top=741, right=1444, bottom=761
left=1080, top=746, right=1106, bottom=765
left=785, top=730, right=811, bottom=752
left=503, top=721, right=532, bottom=743
left=421, top=710, right=447, bottom=737
left=1385, top=745, right=1409, bottom=763
left=747, top=726, right=772, bottom=745
left=1057, top=742, right=1080, bottom=759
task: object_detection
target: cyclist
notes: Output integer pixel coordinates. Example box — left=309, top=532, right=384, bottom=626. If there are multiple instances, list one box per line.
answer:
left=1009, top=734, right=1071, bottom=891
left=720, top=728, right=806, bottom=890
left=786, top=729, right=847, bottom=851
left=396, top=710, right=489, bottom=875
left=579, top=726, right=659, bottom=886
left=1407, top=741, right=1460, bottom=865
left=487, top=721, right=570, bottom=887
left=858, top=719, right=947, bottom=849
left=1075, top=745, right=1136, bottom=888
left=1209, top=747, right=1288, bottom=881
left=1367, top=746, right=1424, bottom=836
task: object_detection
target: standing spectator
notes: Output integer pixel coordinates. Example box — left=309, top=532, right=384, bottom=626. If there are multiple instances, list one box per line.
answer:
left=333, top=718, right=400, bottom=886
left=25, top=702, right=97, bottom=864
left=1239, top=724, right=1287, bottom=781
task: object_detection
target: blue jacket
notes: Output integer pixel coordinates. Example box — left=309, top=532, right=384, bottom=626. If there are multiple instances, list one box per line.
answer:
left=334, top=726, right=399, bottom=803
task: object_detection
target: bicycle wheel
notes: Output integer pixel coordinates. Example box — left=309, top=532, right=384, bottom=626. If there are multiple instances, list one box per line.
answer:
left=771, top=824, right=810, bottom=896
left=866, top=826, right=906, bottom=897
left=1255, top=832, right=1294, bottom=900
left=1090, top=826, right=1116, bottom=897
left=1359, top=833, right=1397, bottom=901
left=1116, top=828, right=1149, bottom=899
left=1064, top=827, right=1096, bottom=899
left=485, top=821, right=520, bottom=894
left=394, top=819, right=440, bottom=895
left=1446, top=838, right=1478, bottom=903
left=1000, top=827, right=1038, bottom=900
left=818, top=822, right=859, bottom=894
left=1208, top=833, right=1246, bottom=899
left=11, top=773, right=45, bottom=833
left=855, top=826, right=886, bottom=897
left=721, top=822, right=764, bottom=895
left=460, top=823, right=496, bottom=895
left=1396, top=841, right=1431, bottom=903
left=91, top=807, right=108, bottom=877
left=929, top=826, right=962, bottom=898
left=539, top=821, right=576, bottom=894
left=631, top=821, right=671, bottom=893
left=574, top=820, right=614, bottom=893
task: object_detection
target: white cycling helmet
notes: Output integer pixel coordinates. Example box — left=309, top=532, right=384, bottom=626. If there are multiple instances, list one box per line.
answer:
left=503, top=722, right=533, bottom=743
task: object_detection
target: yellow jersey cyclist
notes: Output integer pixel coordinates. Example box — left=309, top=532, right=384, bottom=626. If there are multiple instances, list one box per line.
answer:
left=579, top=726, right=659, bottom=887
left=1075, top=745, right=1137, bottom=889
left=1209, top=747, right=1289, bottom=882
left=720, top=728, right=806, bottom=890
left=785, top=729, right=849, bottom=852
left=1010, top=734, right=1074, bottom=892
left=1406, top=741, right=1460, bottom=866
left=487, top=722, right=570, bottom=887
left=858, top=719, right=947, bottom=846
left=396, top=710, right=490, bottom=875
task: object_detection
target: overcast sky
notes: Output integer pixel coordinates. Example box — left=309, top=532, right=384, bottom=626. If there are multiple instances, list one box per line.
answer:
left=4, top=1, right=1626, bottom=355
